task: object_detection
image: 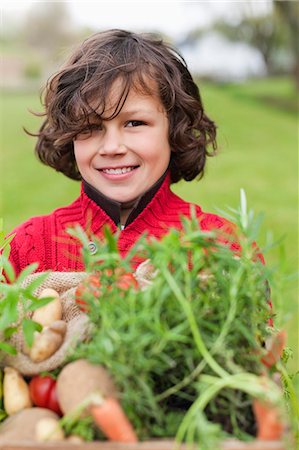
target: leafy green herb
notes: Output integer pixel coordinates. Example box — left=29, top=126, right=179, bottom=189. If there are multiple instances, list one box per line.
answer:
left=0, top=221, right=52, bottom=359
left=68, top=192, right=293, bottom=447
left=62, top=415, right=96, bottom=442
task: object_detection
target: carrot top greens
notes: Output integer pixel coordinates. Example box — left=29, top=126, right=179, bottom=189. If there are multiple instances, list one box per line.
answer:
left=68, top=192, right=288, bottom=448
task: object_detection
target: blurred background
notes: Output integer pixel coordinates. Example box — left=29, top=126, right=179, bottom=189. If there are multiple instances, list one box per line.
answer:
left=2, top=1, right=299, bottom=87
left=0, top=1, right=298, bottom=377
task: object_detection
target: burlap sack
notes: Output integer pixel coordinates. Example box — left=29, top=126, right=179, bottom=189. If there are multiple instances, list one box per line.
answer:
left=1, top=272, right=91, bottom=376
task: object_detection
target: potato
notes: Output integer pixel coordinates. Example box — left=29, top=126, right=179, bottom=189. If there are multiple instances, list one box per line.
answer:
left=0, top=407, right=59, bottom=444
left=35, top=417, right=65, bottom=441
left=32, top=288, right=62, bottom=327
left=3, top=367, right=32, bottom=415
left=66, top=434, right=85, bottom=443
left=56, top=359, right=117, bottom=415
left=30, top=320, right=67, bottom=362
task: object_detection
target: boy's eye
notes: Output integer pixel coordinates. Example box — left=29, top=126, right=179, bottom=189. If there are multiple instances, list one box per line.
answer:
left=126, top=120, right=145, bottom=127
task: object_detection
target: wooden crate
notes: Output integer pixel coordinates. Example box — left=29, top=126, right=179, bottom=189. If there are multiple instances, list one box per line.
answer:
left=0, top=439, right=286, bottom=450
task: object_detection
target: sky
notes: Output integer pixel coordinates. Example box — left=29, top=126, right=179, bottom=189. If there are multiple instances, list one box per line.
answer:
left=0, top=0, right=273, bottom=80
left=1, top=0, right=273, bottom=39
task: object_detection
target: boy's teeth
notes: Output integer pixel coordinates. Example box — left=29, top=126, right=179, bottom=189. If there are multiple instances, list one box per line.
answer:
left=103, top=167, right=134, bottom=174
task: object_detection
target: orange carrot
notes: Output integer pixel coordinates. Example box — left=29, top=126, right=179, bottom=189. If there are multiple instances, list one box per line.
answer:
left=253, top=398, right=284, bottom=440
left=90, top=397, right=138, bottom=442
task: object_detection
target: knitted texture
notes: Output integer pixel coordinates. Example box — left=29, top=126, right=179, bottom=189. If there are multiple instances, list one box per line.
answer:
left=9, top=173, right=239, bottom=275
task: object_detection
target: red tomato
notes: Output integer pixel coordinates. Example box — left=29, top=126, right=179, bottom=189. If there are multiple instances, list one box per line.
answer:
left=29, top=375, right=62, bottom=415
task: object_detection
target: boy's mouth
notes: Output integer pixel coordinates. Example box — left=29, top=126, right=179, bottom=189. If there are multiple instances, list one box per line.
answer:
left=100, top=166, right=139, bottom=175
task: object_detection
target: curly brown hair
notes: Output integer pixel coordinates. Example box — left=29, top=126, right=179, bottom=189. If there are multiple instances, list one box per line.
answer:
left=34, top=29, right=217, bottom=183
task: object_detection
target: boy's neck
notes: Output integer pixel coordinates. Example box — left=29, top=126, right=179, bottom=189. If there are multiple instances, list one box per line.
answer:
left=82, top=170, right=169, bottom=228
left=120, top=201, right=137, bottom=227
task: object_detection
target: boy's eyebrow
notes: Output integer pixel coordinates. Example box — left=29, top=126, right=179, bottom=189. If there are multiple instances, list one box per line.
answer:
left=95, top=108, right=154, bottom=121
left=88, top=107, right=158, bottom=122
left=114, top=108, right=153, bottom=116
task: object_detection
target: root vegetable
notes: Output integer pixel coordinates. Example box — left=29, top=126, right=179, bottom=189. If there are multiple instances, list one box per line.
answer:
left=66, top=435, right=85, bottom=443
left=3, top=367, right=32, bottom=415
left=261, top=330, right=287, bottom=368
left=0, top=407, right=59, bottom=444
left=253, top=398, right=284, bottom=440
left=90, top=397, right=138, bottom=442
left=56, top=359, right=138, bottom=442
left=29, top=320, right=67, bottom=363
left=32, top=288, right=62, bottom=327
left=56, top=359, right=117, bottom=415
left=35, top=417, right=65, bottom=442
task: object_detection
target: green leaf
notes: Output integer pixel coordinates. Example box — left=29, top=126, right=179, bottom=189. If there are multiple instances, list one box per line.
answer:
left=22, top=271, right=49, bottom=295
left=22, top=319, right=42, bottom=347
left=240, top=188, right=248, bottom=230
left=0, top=257, right=16, bottom=284
left=3, top=326, right=18, bottom=339
left=26, top=295, right=56, bottom=312
left=0, top=282, right=10, bottom=296
left=0, top=341, right=17, bottom=355
left=16, top=263, right=39, bottom=285
left=0, top=227, right=15, bottom=253
left=103, top=225, right=118, bottom=252
left=0, top=292, right=19, bottom=330
left=0, top=410, right=7, bottom=422
left=67, top=224, right=91, bottom=248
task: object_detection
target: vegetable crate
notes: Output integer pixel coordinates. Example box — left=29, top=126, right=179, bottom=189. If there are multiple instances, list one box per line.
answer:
left=0, top=221, right=294, bottom=450
left=0, top=439, right=286, bottom=450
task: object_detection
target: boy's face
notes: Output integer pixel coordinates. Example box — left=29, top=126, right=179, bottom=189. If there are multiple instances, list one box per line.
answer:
left=74, top=78, right=171, bottom=207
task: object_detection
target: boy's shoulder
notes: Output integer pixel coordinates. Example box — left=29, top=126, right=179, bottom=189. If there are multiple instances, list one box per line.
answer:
left=10, top=196, right=82, bottom=236
left=169, top=190, right=236, bottom=232
left=8, top=214, right=48, bottom=245
left=198, top=209, right=236, bottom=233
left=7, top=196, right=83, bottom=275
left=167, top=190, right=239, bottom=250
left=7, top=197, right=83, bottom=266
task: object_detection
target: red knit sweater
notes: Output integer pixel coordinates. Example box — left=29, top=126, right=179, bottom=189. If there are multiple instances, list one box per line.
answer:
left=9, top=174, right=238, bottom=275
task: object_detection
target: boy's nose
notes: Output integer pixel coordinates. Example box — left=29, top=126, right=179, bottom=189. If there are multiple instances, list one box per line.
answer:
left=98, top=127, right=126, bottom=156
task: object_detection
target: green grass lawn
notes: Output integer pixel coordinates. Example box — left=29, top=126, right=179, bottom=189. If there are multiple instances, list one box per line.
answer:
left=1, top=77, right=298, bottom=378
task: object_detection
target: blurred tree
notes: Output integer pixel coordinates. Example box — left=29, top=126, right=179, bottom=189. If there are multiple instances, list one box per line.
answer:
left=211, top=12, right=292, bottom=77
left=21, top=2, right=75, bottom=60
left=213, top=15, right=278, bottom=74
left=179, top=27, right=205, bottom=47
left=274, top=0, right=299, bottom=89
left=187, top=2, right=297, bottom=88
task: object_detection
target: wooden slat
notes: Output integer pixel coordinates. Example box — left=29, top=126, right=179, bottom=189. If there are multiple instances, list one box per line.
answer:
left=0, top=439, right=286, bottom=450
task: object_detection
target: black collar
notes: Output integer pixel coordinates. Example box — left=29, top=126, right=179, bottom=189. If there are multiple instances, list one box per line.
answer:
left=83, top=171, right=168, bottom=228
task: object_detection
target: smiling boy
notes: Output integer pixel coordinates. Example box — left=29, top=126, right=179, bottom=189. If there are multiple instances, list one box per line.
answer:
left=8, top=30, right=239, bottom=274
